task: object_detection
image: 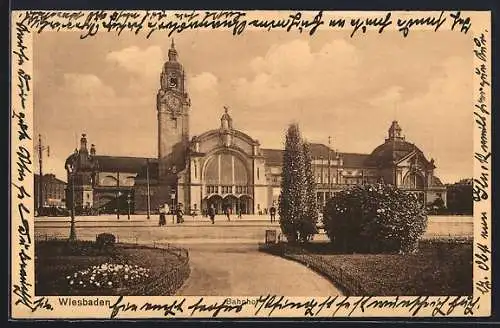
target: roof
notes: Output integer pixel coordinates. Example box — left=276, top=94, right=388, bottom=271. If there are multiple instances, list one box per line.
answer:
left=262, top=144, right=371, bottom=168
left=366, top=139, right=420, bottom=167
left=34, top=174, right=66, bottom=185
left=93, top=156, right=157, bottom=173
left=341, top=153, right=371, bottom=168
left=261, top=148, right=283, bottom=166
left=431, top=176, right=444, bottom=187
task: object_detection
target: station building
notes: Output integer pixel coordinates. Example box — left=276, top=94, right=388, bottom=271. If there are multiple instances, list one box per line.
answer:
left=65, top=41, right=446, bottom=215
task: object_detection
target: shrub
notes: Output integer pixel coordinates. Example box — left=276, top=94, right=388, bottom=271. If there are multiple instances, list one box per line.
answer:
left=96, top=233, right=116, bottom=249
left=323, top=183, right=427, bottom=254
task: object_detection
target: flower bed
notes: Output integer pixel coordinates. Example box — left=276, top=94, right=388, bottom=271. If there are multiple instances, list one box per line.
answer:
left=36, top=240, right=190, bottom=296
left=66, top=263, right=150, bottom=291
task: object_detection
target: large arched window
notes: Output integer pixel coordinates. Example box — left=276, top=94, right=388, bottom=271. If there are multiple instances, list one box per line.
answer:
left=204, top=157, right=219, bottom=185
left=403, top=172, right=425, bottom=189
left=204, top=153, right=249, bottom=189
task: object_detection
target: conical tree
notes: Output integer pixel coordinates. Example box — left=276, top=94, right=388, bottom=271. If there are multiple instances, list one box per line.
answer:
left=279, top=123, right=306, bottom=243
left=301, top=141, right=318, bottom=242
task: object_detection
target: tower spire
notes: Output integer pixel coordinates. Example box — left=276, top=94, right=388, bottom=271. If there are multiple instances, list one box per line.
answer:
left=168, top=38, right=178, bottom=61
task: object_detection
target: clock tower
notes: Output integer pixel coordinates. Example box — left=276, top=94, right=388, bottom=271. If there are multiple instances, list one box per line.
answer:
left=157, top=39, right=190, bottom=183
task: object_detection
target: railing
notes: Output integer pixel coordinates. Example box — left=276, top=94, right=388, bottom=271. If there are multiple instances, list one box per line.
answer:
left=35, top=233, right=190, bottom=296
left=34, top=233, right=190, bottom=261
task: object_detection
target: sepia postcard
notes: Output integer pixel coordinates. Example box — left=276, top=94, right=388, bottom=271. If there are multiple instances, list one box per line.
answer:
left=10, top=9, right=491, bottom=319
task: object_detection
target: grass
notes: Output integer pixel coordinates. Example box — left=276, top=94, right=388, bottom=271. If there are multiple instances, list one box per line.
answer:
left=35, top=240, right=189, bottom=296
left=262, top=240, right=473, bottom=296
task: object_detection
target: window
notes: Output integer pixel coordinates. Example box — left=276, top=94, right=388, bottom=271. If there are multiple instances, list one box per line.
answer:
left=257, top=167, right=260, bottom=180
left=194, top=162, right=197, bottom=178
left=206, top=185, right=218, bottom=194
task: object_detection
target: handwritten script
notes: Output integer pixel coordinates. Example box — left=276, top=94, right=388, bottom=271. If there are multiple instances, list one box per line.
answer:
left=12, top=13, right=38, bottom=313
left=106, top=295, right=480, bottom=318
left=17, top=10, right=472, bottom=39
left=471, top=29, right=491, bottom=298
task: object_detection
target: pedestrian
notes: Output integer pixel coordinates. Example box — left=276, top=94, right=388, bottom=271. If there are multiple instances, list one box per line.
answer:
left=270, top=205, right=276, bottom=223
left=176, top=205, right=184, bottom=223
left=237, top=207, right=242, bottom=219
left=159, top=212, right=166, bottom=226
left=225, top=206, right=231, bottom=221
left=208, top=205, right=215, bottom=224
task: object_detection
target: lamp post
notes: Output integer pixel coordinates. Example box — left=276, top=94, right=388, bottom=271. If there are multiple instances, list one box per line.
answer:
left=66, top=157, right=77, bottom=242
left=146, top=158, right=151, bottom=219
left=116, top=191, right=121, bottom=220
left=127, top=192, right=131, bottom=220
left=116, top=172, right=120, bottom=220
left=36, top=134, right=50, bottom=216
left=171, top=192, right=176, bottom=224
left=171, top=165, right=177, bottom=224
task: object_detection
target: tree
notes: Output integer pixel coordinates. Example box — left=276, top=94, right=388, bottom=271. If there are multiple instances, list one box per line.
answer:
left=323, top=183, right=427, bottom=254
left=279, top=124, right=306, bottom=243
left=301, top=141, right=318, bottom=242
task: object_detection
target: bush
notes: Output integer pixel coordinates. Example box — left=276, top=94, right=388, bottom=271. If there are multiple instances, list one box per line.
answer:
left=323, top=183, right=427, bottom=254
left=96, top=233, right=116, bottom=249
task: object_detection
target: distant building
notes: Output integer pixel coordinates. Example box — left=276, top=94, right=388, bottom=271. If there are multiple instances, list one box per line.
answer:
left=446, top=179, right=473, bottom=215
left=65, top=41, right=447, bottom=215
left=34, top=173, right=67, bottom=209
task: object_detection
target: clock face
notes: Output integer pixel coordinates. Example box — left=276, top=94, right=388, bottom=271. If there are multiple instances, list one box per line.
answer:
left=165, top=94, right=181, bottom=110
left=169, top=74, right=178, bottom=88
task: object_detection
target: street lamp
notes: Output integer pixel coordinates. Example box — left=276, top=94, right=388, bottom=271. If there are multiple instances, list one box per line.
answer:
left=171, top=192, right=176, bottom=224
left=127, top=192, right=131, bottom=220
left=171, top=165, right=177, bottom=224
left=117, top=191, right=121, bottom=220
left=65, top=155, right=77, bottom=242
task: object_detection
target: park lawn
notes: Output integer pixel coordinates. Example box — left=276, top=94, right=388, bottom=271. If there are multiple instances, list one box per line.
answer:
left=304, top=242, right=473, bottom=296
left=35, top=241, right=188, bottom=296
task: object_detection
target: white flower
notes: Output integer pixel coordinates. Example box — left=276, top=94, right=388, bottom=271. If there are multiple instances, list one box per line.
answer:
left=108, top=281, right=113, bottom=286
left=69, top=280, right=74, bottom=285
left=124, top=275, right=129, bottom=280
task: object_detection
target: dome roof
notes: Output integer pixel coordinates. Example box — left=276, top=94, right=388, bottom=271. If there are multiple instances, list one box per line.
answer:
left=366, top=121, right=428, bottom=167
left=367, top=139, right=420, bottom=167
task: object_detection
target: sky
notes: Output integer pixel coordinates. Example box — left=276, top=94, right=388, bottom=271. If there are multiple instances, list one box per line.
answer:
left=33, top=28, right=473, bottom=183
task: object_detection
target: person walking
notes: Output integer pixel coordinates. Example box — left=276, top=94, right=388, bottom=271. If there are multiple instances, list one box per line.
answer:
left=176, top=205, right=184, bottom=224
left=208, top=205, right=215, bottom=224
left=159, top=211, right=166, bottom=227
left=225, top=206, right=231, bottom=221
left=237, top=207, right=242, bottom=219
left=269, top=205, right=276, bottom=223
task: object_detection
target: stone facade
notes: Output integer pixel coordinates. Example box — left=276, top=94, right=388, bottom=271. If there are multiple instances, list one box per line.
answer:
left=64, top=42, right=447, bottom=215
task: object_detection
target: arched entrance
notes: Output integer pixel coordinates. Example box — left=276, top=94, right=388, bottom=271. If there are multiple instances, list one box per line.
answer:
left=238, top=194, right=252, bottom=214
left=202, top=151, right=254, bottom=213
left=223, top=194, right=238, bottom=215
left=205, top=194, right=223, bottom=214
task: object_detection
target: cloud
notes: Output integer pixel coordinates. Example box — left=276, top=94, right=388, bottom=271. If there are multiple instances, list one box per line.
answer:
left=190, top=72, right=218, bottom=92
left=106, top=46, right=164, bottom=77
left=62, top=73, right=115, bottom=99
left=189, top=72, right=223, bottom=135
left=232, top=39, right=359, bottom=108
left=369, top=85, right=404, bottom=110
